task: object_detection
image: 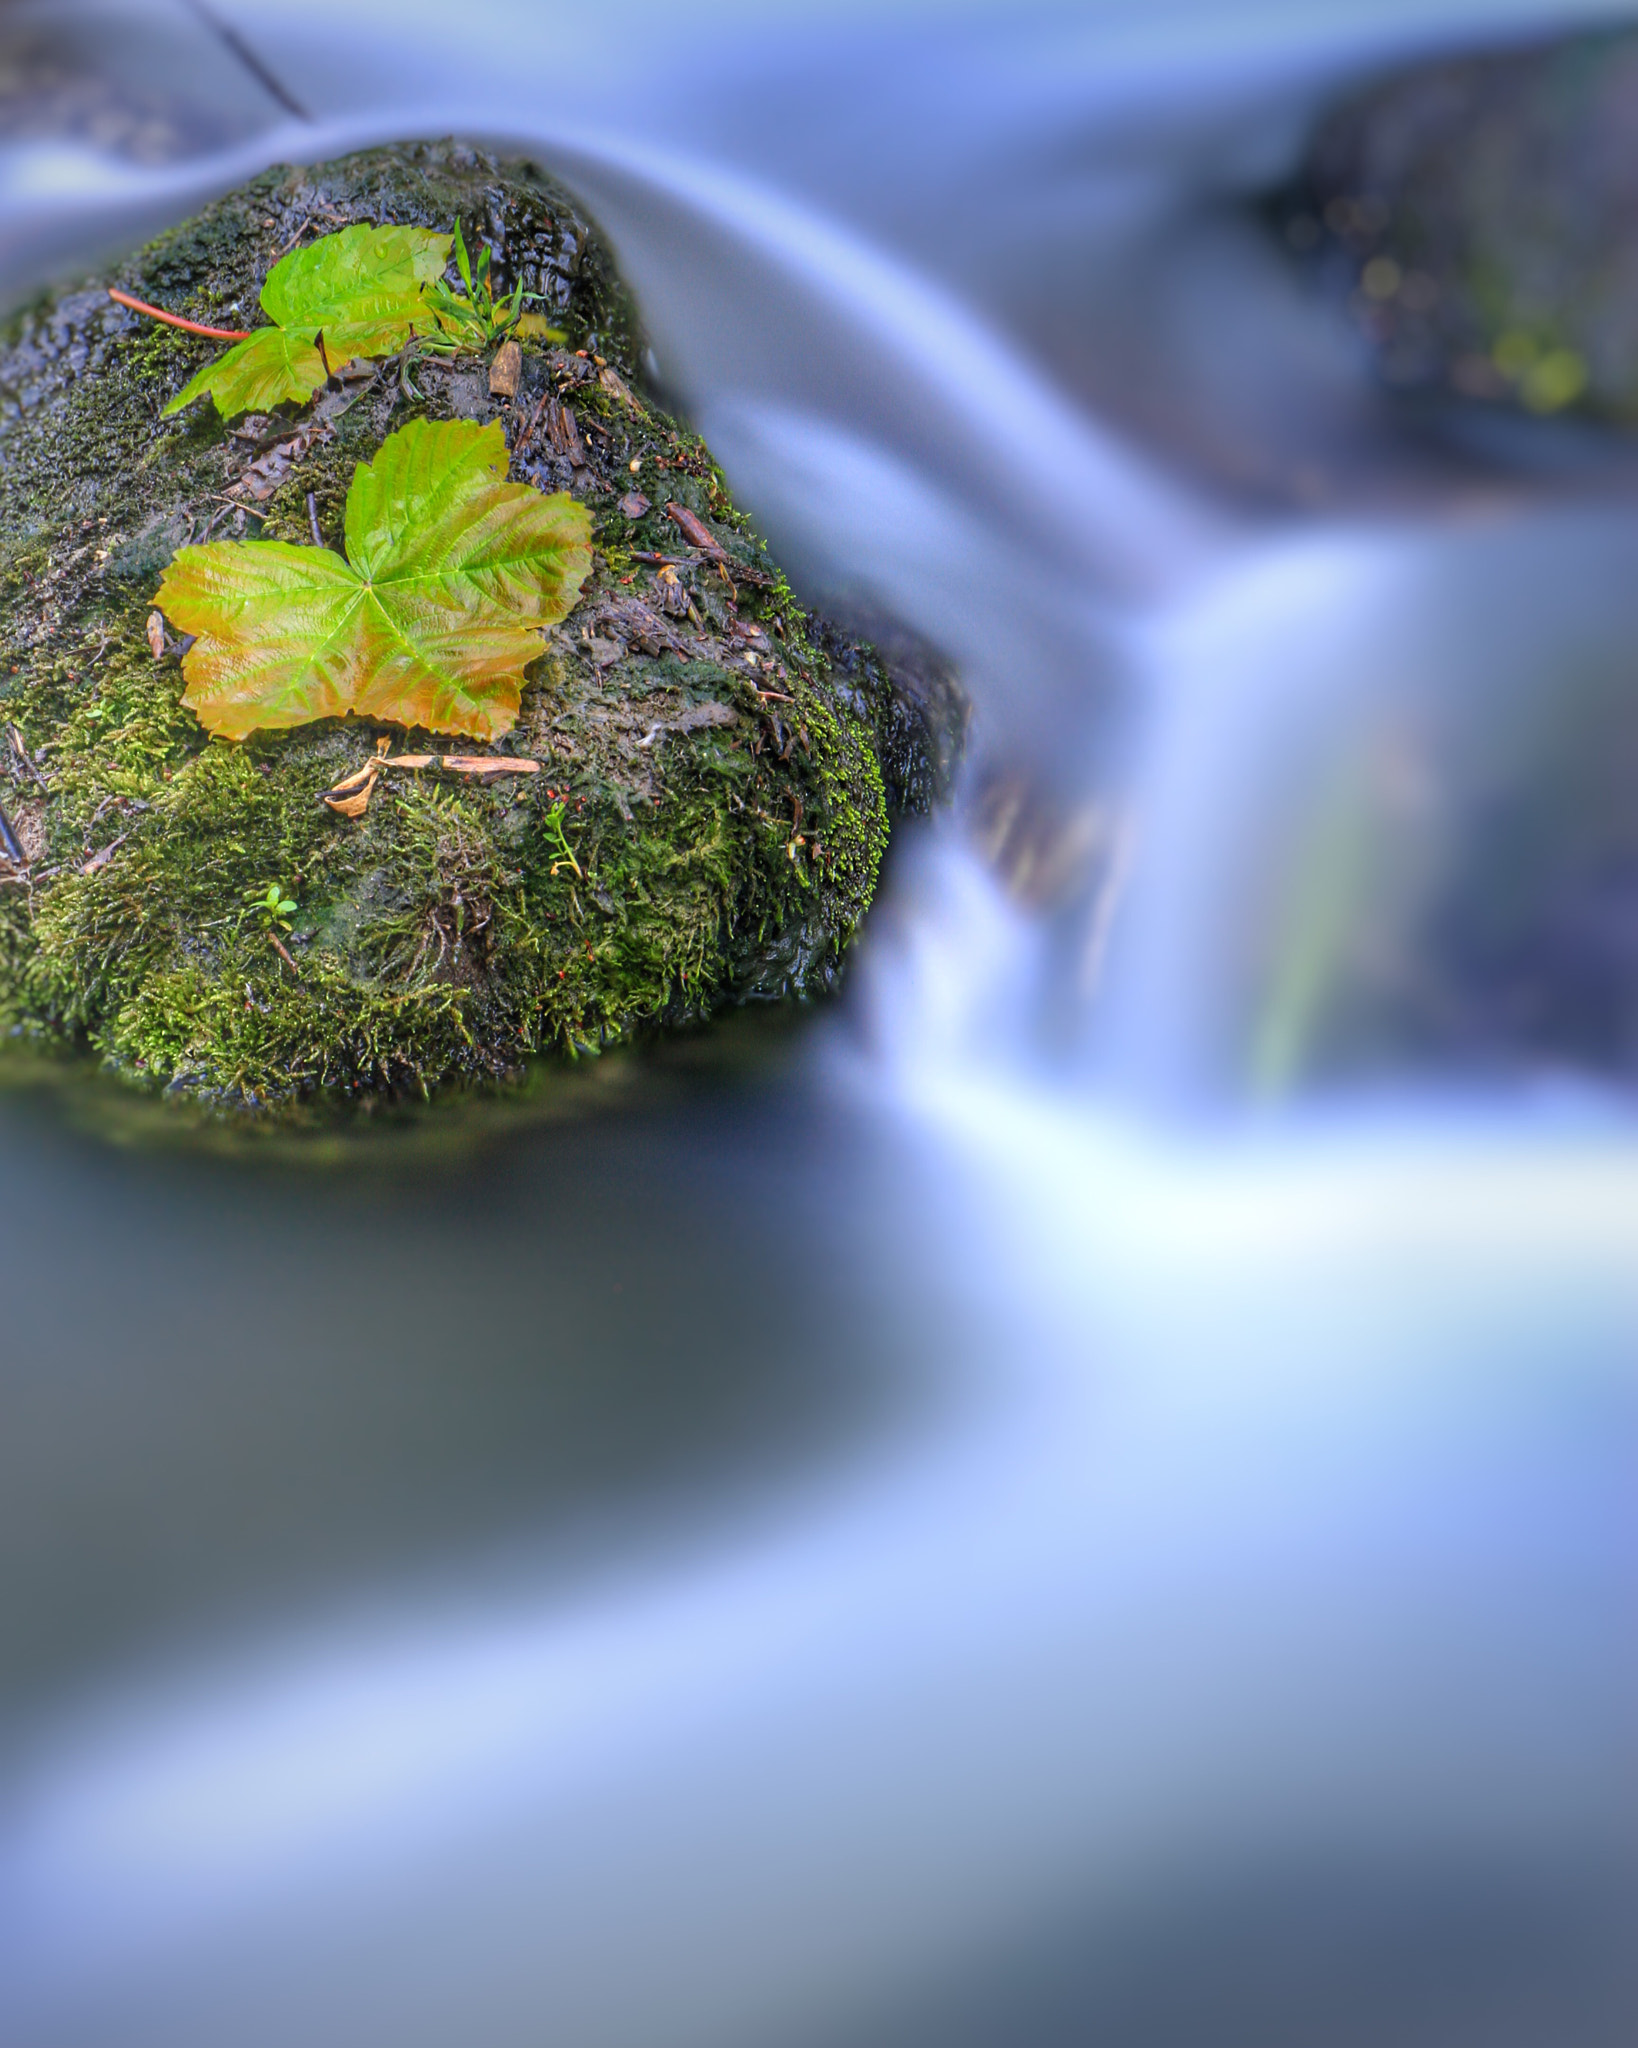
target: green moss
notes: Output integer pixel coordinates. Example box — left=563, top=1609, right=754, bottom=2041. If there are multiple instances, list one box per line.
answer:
left=0, top=142, right=945, bottom=1117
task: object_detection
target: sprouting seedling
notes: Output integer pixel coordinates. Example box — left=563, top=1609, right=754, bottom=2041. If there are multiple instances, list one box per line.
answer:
left=248, top=882, right=298, bottom=930
left=150, top=223, right=454, bottom=419
left=543, top=799, right=582, bottom=879
left=120, top=220, right=563, bottom=420
left=418, top=219, right=563, bottom=353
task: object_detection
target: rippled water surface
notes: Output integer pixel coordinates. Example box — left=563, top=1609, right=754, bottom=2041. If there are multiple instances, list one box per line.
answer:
left=2, top=5, right=1636, bottom=2044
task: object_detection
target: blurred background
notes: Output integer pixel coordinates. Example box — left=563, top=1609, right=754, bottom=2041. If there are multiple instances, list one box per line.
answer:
left=2, top=3, right=1637, bottom=2043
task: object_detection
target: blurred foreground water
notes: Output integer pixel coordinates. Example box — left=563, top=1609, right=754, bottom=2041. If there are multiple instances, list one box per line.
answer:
left=1, top=4, right=1636, bottom=2043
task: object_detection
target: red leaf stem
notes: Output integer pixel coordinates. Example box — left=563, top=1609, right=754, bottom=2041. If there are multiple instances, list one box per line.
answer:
left=106, top=288, right=251, bottom=341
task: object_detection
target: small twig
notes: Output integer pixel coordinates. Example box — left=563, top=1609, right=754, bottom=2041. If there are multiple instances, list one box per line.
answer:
left=378, top=754, right=541, bottom=779
left=306, top=492, right=324, bottom=549
left=269, top=932, right=301, bottom=977
left=314, top=331, right=333, bottom=381
left=105, top=288, right=250, bottom=341
left=270, top=201, right=348, bottom=263
left=7, top=723, right=49, bottom=793
left=81, top=830, right=129, bottom=876
left=0, top=796, right=25, bottom=868
left=514, top=385, right=551, bottom=456
left=270, top=218, right=315, bottom=262
left=180, top=0, right=310, bottom=122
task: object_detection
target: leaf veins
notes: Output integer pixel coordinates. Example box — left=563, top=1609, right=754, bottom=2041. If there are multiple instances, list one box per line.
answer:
left=155, top=419, right=593, bottom=742
left=163, top=224, right=452, bottom=418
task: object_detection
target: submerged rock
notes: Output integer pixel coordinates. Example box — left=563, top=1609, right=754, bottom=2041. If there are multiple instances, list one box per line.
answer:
left=0, top=143, right=958, bottom=1110
left=1280, top=28, right=1638, bottom=423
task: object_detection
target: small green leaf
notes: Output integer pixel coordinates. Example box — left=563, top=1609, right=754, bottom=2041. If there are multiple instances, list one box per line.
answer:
left=453, top=218, right=474, bottom=296
left=154, top=418, right=593, bottom=742
left=164, top=223, right=451, bottom=418
left=167, top=327, right=327, bottom=419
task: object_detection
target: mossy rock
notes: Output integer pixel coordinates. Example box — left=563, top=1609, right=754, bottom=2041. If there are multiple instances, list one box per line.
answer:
left=0, top=142, right=957, bottom=1112
left=1278, top=29, right=1638, bottom=423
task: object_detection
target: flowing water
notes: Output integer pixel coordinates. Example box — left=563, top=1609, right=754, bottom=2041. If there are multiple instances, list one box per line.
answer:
left=2, top=4, right=1636, bottom=2043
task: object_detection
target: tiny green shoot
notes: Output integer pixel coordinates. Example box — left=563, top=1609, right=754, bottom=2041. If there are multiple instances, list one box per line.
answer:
left=544, top=800, right=582, bottom=879
left=419, top=219, right=565, bottom=353
left=248, top=881, right=298, bottom=931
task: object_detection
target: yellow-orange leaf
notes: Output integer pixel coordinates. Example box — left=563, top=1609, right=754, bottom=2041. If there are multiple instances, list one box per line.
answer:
left=155, top=419, right=592, bottom=741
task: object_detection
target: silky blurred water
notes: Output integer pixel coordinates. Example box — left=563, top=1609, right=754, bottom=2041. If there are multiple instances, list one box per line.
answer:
left=1, top=4, right=1636, bottom=2044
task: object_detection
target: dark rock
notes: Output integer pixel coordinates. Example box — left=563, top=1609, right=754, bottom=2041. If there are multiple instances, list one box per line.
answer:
left=0, top=141, right=963, bottom=1116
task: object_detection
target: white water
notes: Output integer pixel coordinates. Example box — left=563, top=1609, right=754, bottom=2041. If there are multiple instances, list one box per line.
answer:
left=1, top=5, right=1635, bottom=2043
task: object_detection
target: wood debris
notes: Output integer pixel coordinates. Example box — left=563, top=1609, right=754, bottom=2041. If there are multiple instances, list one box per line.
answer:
left=597, top=364, right=641, bottom=410
left=146, top=610, right=165, bottom=659
left=374, top=752, right=542, bottom=779
left=517, top=391, right=587, bottom=467
left=231, top=426, right=322, bottom=503
left=6, top=723, right=49, bottom=792
left=81, top=830, right=129, bottom=875
left=323, top=783, right=373, bottom=820
left=489, top=340, right=523, bottom=397
left=618, top=491, right=651, bottom=520
left=665, top=502, right=725, bottom=555
left=654, top=564, right=689, bottom=617
left=439, top=755, right=541, bottom=778
left=227, top=368, right=375, bottom=502
left=637, top=701, right=739, bottom=749
left=554, top=400, right=587, bottom=467
left=588, top=593, right=690, bottom=659
left=321, top=741, right=389, bottom=818
left=657, top=505, right=772, bottom=587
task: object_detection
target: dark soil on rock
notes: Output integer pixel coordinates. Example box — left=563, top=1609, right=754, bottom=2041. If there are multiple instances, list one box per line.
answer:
left=0, top=141, right=962, bottom=1114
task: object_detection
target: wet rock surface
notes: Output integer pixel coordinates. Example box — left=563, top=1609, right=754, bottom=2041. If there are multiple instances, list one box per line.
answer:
left=1279, top=28, right=1638, bottom=425
left=0, top=142, right=961, bottom=1113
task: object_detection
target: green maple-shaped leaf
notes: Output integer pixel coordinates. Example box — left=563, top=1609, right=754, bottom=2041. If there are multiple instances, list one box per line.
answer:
left=163, top=224, right=453, bottom=418
left=154, top=419, right=593, bottom=741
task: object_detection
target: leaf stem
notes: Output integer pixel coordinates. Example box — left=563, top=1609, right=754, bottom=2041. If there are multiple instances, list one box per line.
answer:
left=105, top=288, right=251, bottom=340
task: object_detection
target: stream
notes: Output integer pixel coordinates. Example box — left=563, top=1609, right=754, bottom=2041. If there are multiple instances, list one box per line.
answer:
left=1, top=4, right=1635, bottom=2043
